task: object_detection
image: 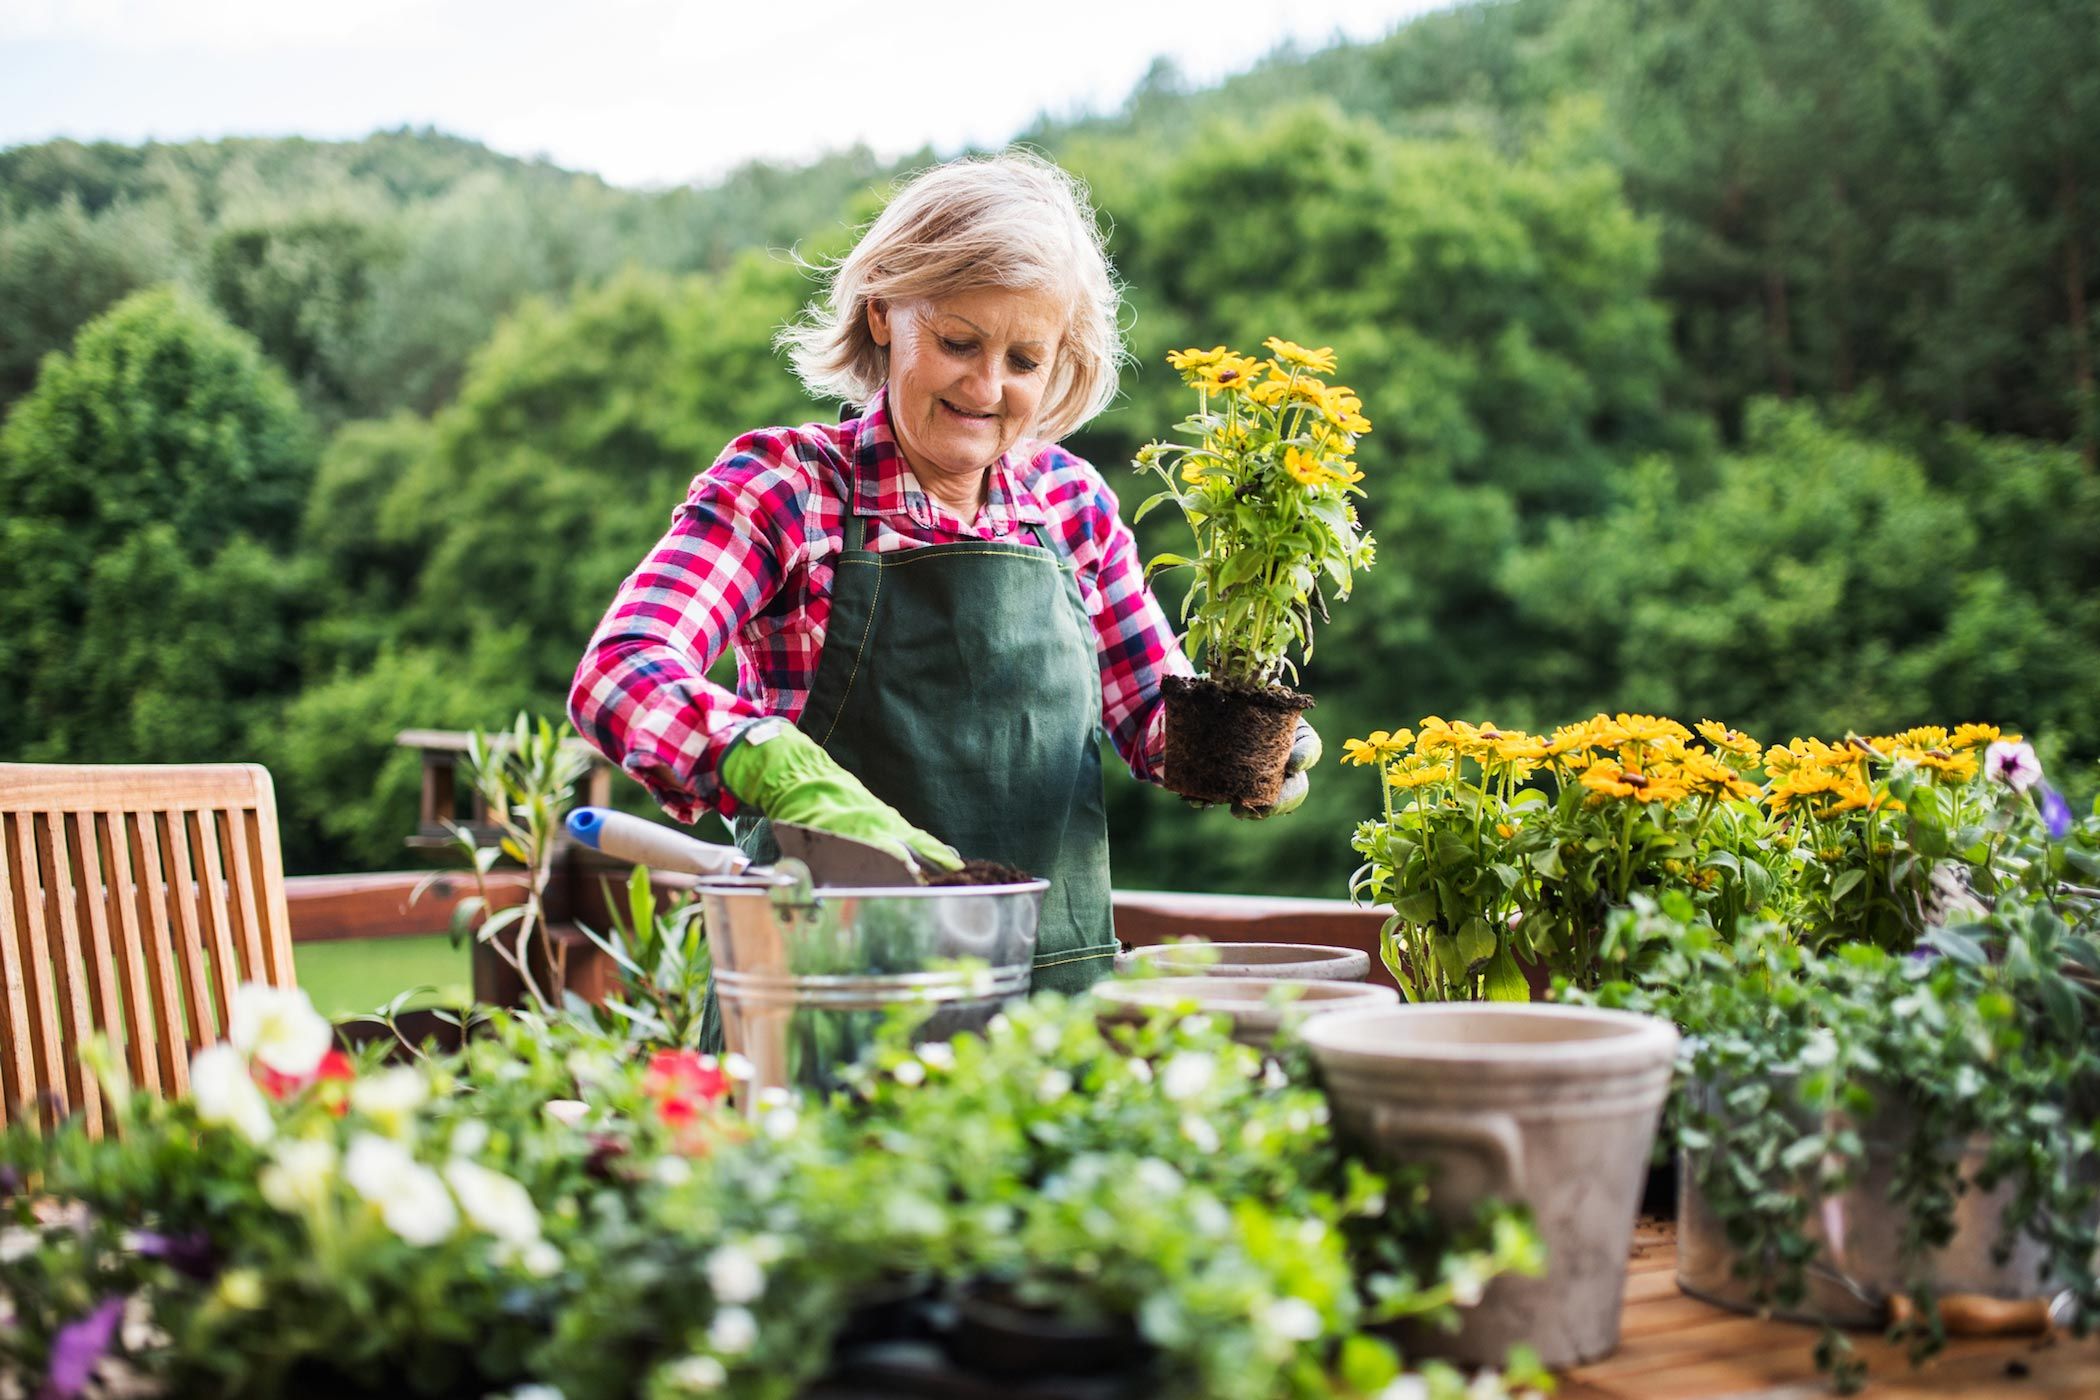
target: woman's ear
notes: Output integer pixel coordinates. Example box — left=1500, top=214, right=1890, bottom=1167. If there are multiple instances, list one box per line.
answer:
left=866, top=298, right=892, bottom=348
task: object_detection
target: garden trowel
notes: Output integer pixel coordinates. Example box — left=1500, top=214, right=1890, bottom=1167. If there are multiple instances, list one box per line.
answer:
left=565, top=807, right=924, bottom=886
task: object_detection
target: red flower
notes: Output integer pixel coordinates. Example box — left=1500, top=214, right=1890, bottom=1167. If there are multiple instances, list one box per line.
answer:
left=251, top=1048, right=358, bottom=1104
left=644, top=1050, right=728, bottom=1107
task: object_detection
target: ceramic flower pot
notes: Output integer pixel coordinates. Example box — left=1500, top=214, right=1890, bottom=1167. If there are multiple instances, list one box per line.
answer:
left=1301, top=1003, right=1678, bottom=1369
left=1675, top=1081, right=2069, bottom=1327
left=1113, top=941, right=1370, bottom=982
left=1160, top=675, right=1311, bottom=809
left=1092, top=976, right=1396, bottom=1049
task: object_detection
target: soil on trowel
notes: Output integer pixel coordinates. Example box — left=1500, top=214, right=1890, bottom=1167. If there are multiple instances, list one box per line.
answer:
left=924, top=859, right=1038, bottom=887
left=1161, top=674, right=1312, bottom=809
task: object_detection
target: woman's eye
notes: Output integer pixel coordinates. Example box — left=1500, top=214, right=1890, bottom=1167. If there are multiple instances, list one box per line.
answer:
left=1011, top=356, right=1041, bottom=374
left=941, top=338, right=975, bottom=356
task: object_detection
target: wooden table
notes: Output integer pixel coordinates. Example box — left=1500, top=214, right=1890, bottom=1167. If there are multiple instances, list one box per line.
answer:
left=1562, top=1219, right=2100, bottom=1398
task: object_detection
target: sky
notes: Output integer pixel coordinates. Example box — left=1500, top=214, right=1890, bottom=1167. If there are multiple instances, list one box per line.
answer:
left=1, top=0, right=1449, bottom=188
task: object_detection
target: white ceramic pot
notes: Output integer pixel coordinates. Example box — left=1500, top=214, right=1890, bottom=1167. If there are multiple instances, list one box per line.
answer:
left=1092, top=976, right=1397, bottom=1048
left=1301, top=1003, right=1679, bottom=1368
left=1114, top=941, right=1370, bottom=982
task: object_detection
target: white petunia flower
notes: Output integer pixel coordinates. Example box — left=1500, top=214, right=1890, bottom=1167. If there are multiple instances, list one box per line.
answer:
left=258, top=1138, right=338, bottom=1213
left=1180, top=1113, right=1220, bottom=1153
left=189, top=1044, right=273, bottom=1145
left=1986, top=740, right=2043, bottom=792
left=653, top=1157, right=694, bottom=1188
left=892, top=1058, right=926, bottom=1087
left=227, top=982, right=332, bottom=1078
left=1160, top=1052, right=1215, bottom=1102
left=706, top=1243, right=765, bottom=1304
left=518, top=1240, right=562, bottom=1278
left=1263, top=1297, right=1323, bottom=1342
left=661, top=1355, right=727, bottom=1392
left=1036, top=1069, right=1073, bottom=1103
left=541, top=1100, right=589, bottom=1129
left=761, top=1106, right=799, bottom=1140
left=1262, top=1060, right=1289, bottom=1091
left=349, top=1066, right=430, bottom=1133
left=1377, top=1379, right=1431, bottom=1400
left=344, top=1133, right=457, bottom=1246
left=916, top=1043, right=955, bottom=1071
left=722, top=1052, right=755, bottom=1081
left=707, top=1305, right=758, bottom=1355
left=443, top=1158, right=542, bottom=1247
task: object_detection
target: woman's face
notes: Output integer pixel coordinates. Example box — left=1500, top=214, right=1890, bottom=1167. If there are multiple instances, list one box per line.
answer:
left=868, top=285, right=1066, bottom=488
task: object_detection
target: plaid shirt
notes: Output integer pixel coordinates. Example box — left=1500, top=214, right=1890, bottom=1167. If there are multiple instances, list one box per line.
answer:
left=569, top=387, right=1191, bottom=823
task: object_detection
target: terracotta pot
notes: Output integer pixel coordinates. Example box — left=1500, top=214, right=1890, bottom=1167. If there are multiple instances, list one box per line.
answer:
left=1114, top=941, right=1370, bottom=982
left=1092, top=976, right=1397, bottom=1048
left=1301, top=1003, right=1678, bottom=1368
left=1160, top=675, right=1311, bottom=809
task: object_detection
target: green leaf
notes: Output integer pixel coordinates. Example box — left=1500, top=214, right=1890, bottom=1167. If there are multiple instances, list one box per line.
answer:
left=1432, top=934, right=1470, bottom=981
left=1829, top=868, right=1865, bottom=901
left=1132, top=488, right=1180, bottom=524
left=1456, top=917, right=1497, bottom=966
left=1483, top=946, right=1530, bottom=1002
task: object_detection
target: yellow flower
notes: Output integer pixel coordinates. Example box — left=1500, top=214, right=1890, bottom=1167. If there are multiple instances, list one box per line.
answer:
left=1195, top=353, right=1262, bottom=394
left=1284, top=446, right=1327, bottom=487
left=1341, top=729, right=1413, bottom=767
left=1263, top=337, right=1338, bottom=375
left=1768, top=768, right=1844, bottom=815
left=1495, top=821, right=1515, bottom=839
left=1611, top=713, right=1691, bottom=749
left=1386, top=757, right=1454, bottom=791
left=1907, top=749, right=1979, bottom=783
left=1319, top=386, right=1373, bottom=435
left=1207, top=421, right=1251, bottom=449
left=1670, top=744, right=1761, bottom=801
left=1247, top=378, right=1292, bottom=408
left=1950, top=723, right=2018, bottom=750
left=1166, top=346, right=1231, bottom=372
left=1883, top=725, right=1949, bottom=751
left=1694, top=720, right=1761, bottom=758
left=1180, top=459, right=1212, bottom=485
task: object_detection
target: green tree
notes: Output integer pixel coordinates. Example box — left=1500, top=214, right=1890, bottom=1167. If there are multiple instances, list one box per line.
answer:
left=0, top=287, right=314, bottom=764
left=0, top=194, right=183, bottom=402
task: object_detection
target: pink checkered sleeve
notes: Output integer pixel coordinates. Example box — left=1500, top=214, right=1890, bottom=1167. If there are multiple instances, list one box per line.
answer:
left=1034, top=446, right=1192, bottom=783
left=568, top=436, right=813, bottom=822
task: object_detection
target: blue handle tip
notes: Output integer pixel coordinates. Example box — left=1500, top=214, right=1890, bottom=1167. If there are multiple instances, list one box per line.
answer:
left=566, top=808, right=607, bottom=848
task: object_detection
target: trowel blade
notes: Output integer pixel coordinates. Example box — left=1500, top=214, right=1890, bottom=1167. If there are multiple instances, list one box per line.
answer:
left=772, top=822, right=925, bottom=887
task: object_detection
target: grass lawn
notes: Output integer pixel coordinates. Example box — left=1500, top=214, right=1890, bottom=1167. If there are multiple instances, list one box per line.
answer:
left=296, top=934, right=473, bottom=1018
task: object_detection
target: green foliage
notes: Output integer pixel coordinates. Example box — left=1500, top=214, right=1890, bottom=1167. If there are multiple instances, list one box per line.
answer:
left=0, top=193, right=184, bottom=402
left=0, top=286, right=313, bottom=765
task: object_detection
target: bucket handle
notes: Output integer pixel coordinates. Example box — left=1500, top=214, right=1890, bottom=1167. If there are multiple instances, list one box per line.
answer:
left=1369, top=1106, right=1527, bottom=1197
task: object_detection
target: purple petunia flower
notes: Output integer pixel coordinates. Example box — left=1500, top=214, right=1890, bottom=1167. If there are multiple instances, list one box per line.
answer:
left=2039, top=784, right=2074, bottom=841
left=130, top=1229, right=217, bottom=1281
left=43, top=1295, right=124, bottom=1399
left=1986, top=740, right=2043, bottom=792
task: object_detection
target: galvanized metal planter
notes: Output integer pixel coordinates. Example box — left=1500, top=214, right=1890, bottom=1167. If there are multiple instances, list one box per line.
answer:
left=699, top=870, right=1047, bottom=1106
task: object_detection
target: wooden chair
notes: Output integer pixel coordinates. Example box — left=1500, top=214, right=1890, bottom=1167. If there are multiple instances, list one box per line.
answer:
left=0, top=764, right=298, bottom=1136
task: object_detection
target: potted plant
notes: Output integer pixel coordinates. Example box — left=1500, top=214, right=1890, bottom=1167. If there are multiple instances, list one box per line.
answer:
left=1343, top=714, right=1779, bottom=1000
left=1586, top=747, right=2100, bottom=1390
left=1132, top=339, right=1377, bottom=811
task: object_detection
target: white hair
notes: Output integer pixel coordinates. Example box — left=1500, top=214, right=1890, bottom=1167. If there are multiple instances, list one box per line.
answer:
left=778, top=150, right=1127, bottom=441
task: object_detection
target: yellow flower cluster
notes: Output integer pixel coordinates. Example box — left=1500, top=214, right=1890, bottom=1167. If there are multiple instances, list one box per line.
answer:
left=1163, top=339, right=1372, bottom=494
left=1342, top=711, right=1768, bottom=804
left=1761, top=724, right=2010, bottom=817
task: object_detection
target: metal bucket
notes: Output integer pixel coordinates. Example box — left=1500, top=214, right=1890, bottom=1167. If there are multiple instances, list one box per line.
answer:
left=699, top=870, right=1048, bottom=1106
left=1675, top=1085, right=2061, bottom=1326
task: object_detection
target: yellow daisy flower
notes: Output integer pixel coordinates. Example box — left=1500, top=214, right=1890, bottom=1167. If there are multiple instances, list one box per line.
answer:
left=1166, top=346, right=1230, bottom=372
left=1341, top=729, right=1414, bottom=767
left=1387, top=758, right=1454, bottom=791
left=1950, top=723, right=2018, bottom=750
left=1283, top=446, right=1327, bottom=487
left=1694, top=720, right=1761, bottom=758
left=1612, top=713, right=1692, bottom=748
left=1263, top=337, right=1338, bottom=375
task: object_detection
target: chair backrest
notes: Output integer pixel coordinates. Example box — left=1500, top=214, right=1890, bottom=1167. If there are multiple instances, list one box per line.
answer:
left=0, top=763, right=297, bottom=1135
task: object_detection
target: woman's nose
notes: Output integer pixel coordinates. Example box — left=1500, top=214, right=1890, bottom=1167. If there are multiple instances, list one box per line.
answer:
left=959, top=356, right=1002, bottom=406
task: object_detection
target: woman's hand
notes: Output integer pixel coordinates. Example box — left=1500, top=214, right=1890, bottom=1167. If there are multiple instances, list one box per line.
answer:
left=720, top=719, right=963, bottom=871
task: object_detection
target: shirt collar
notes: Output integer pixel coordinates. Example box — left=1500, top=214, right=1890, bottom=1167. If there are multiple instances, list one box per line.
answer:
left=850, top=386, right=1049, bottom=535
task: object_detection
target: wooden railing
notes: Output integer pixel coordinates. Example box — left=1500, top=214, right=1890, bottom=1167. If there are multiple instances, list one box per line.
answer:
left=284, top=872, right=1398, bottom=994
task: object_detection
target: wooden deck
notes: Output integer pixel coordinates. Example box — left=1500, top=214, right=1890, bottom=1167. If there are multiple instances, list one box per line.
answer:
left=1562, top=1220, right=2100, bottom=1398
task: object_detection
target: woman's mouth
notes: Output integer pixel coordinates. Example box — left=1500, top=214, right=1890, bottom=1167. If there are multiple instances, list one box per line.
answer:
left=940, top=399, right=997, bottom=423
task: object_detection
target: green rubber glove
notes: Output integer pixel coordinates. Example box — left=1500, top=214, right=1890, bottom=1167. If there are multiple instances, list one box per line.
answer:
left=719, top=719, right=963, bottom=872
left=1226, top=717, right=1323, bottom=821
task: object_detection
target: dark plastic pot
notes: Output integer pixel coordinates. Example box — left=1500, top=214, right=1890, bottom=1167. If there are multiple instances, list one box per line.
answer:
left=936, top=1280, right=1152, bottom=1380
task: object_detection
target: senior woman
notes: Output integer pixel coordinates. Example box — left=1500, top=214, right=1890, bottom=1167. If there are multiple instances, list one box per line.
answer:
left=569, top=151, right=1318, bottom=998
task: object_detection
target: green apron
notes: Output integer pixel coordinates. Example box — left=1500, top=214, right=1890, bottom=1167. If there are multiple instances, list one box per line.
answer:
left=701, top=451, right=1118, bottom=1049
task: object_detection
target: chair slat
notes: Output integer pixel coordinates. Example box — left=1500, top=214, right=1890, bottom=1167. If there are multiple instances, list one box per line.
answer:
left=217, top=809, right=269, bottom=985
left=70, top=812, right=128, bottom=1107
left=8, top=812, right=69, bottom=1130
left=244, top=791, right=297, bottom=990
left=34, top=813, right=103, bottom=1138
left=189, top=810, right=244, bottom=1018
left=0, top=828, right=36, bottom=1128
left=156, top=811, right=219, bottom=1053
left=97, top=810, right=161, bottom=1096
left=128, top=812, right=193, bottom=1097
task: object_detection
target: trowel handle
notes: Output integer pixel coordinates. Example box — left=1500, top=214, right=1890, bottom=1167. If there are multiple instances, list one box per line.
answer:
left=566, top=807, right=749, bottom=877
